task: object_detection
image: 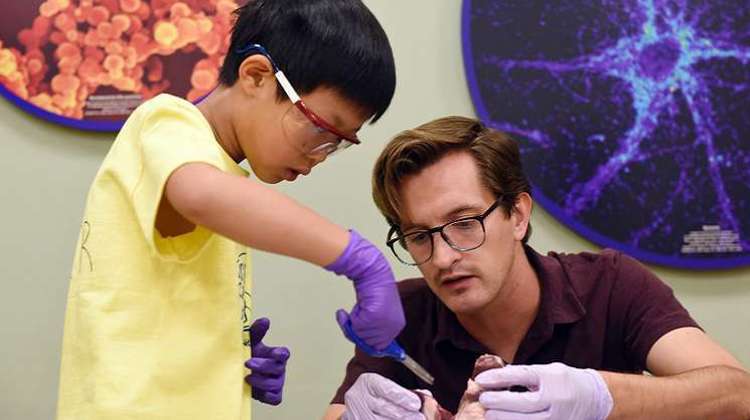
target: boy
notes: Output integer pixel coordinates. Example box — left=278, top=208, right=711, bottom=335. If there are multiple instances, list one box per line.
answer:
left=57, top=1, right=404, bottom=419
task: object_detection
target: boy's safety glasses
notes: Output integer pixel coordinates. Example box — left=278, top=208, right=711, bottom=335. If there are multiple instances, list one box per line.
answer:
left=236, top=43, right=361, bottom=157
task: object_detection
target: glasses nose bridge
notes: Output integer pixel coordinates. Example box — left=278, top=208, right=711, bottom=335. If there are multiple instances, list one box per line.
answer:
left=435, top=226, right=456, bottom=249
left=429, top=227, right=461, bottom=264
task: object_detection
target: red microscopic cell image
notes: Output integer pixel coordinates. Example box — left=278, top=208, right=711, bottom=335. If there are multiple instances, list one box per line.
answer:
left=0, top=0, right=239, bottom=129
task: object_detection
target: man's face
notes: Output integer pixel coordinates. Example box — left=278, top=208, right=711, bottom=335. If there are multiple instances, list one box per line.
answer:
left=398, top=151, right=528, bottom=315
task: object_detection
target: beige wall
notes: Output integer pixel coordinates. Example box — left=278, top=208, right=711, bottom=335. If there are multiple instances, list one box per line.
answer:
left=1, top=1, right=748, bottom=419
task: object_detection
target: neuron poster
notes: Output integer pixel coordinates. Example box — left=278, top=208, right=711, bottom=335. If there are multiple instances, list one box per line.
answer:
left=463, top=0, right=749, bottom=269
left=0, top=0, right=238, bottom=131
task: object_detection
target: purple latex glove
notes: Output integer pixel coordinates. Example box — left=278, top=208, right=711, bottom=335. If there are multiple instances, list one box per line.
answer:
left=326, top=230, right=405, bottom=350
left=244, top=317, right=290, bottom=406
left=476, top=362, right=613, bottom=420
left=342, top=373, right=425, bottom=420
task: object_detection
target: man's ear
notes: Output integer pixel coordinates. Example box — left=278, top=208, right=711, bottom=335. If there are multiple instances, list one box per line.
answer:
left=236, top=54, right=277, bottom=99
left=511, top=192, right=533, bottom=241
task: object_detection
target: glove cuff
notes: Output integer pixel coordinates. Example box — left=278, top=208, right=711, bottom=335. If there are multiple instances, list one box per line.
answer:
left=324, top=229, right=360, bottom=278
left=585, top=369, right=614, bottom=420
left=324, top=230, right=390, bottom=283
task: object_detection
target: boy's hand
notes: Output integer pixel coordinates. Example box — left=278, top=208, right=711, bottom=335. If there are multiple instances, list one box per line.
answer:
left=325, top=230, right=405, bottom=350
left=244, top=317, right=290, bottom=405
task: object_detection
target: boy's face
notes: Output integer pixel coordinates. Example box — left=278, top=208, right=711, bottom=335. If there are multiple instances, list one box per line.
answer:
left=397, top=151, right=530, bottom=315
left=236, top=85, right=368, bottom=184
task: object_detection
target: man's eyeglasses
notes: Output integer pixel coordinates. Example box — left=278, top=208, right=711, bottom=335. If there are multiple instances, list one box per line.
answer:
left=236, top=43, right=360, bottom=157
left=386, top=199, right=503, bottom=266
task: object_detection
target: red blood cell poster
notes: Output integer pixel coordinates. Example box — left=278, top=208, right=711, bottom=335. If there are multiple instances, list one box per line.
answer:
left=0, top=0, right=239, bottom=131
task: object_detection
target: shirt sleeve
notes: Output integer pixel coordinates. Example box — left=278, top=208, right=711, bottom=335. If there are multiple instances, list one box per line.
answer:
left=615, top=252, right=702, bottom=370
left=330, top=347, right=405, bottom=405
left=131, top=99, right=240, bottom=259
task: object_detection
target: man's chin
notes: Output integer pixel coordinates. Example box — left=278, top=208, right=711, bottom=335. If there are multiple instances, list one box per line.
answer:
left=443, top=294, right=487, bottom=315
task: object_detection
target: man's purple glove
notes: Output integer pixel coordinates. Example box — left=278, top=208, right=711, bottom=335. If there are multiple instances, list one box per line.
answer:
left=475, top=362, right=613, bottom=420
left=342, top=372, right=425, bottom=420
left=244, top=317, right=290, bottom=406
left=326, top=230, right=405, bottom=350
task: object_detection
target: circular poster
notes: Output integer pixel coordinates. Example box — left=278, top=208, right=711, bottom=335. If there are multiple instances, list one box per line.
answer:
left=0, top=0, right=238, bottom=131
left=462, top=0, right=750, bottom=269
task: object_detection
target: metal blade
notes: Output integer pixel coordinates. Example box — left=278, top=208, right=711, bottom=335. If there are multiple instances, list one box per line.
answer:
left=401, top=354, right=435, bottom=385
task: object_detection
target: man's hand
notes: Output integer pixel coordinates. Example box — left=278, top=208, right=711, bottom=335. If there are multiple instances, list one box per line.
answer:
left=476, top=362, right=613, bottom=420
left=244, top=318, right=290, bottom=405
left=342, top=373, right=425, bottom=420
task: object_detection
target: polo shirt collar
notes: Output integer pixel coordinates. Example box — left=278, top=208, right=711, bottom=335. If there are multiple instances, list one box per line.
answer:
left=432, top=299, right=488, bottom=353
left=528, top=245, right=586, bottom=325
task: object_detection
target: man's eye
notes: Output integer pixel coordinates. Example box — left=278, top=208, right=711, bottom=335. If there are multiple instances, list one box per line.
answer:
left=452, top=220, right=476, bottom=230
left=407, top=232, right=430, bottom=245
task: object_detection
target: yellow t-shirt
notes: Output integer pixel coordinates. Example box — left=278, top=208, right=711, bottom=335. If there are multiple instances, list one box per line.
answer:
left=57, top=94, right=252, bottom=420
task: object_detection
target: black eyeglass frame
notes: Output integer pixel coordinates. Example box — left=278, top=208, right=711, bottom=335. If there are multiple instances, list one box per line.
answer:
left=386, top=198, right=504, bottom=266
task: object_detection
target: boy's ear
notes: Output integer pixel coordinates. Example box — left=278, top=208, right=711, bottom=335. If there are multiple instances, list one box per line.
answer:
left=236, top=55, right=276, bottom=98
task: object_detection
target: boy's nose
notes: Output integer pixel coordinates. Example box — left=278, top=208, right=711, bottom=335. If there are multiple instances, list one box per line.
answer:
left=309, top=153, right=328, bottom=167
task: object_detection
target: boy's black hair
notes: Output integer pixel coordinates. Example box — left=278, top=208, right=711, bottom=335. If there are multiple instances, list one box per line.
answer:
left=219, top=0, right=396, bottom=123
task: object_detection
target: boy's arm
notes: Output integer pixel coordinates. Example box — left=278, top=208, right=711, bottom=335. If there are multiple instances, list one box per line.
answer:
left=164, top=162, right=348, bottom=266
left=164, top=162, right=405, bottom=351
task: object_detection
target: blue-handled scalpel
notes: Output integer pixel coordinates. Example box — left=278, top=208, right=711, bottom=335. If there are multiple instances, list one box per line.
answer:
left=342, top=321, right=434, bottom=385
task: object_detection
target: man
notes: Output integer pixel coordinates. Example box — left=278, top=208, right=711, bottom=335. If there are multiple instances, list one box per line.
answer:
left=323, top=116, right=750, bottom=419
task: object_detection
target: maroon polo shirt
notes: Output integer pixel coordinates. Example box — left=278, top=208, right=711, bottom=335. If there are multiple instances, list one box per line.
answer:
left=331, top=246, right=700, bottom=413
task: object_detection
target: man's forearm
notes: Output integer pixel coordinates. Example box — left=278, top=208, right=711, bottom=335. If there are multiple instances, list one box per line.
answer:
left=322, top=403, right=345, bottom=420
left=601, top=365, right=750, bottom=420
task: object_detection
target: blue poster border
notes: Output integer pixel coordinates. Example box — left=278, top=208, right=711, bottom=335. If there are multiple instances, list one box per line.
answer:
left=0, top=82, right=123, bottom=132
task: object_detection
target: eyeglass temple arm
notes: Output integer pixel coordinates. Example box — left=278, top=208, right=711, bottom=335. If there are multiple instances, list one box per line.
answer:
left=236, top=44, right=301, bottom=103
left=386, top=224, right=400, bottom=243
left=273, top=70, right=301, bottom=103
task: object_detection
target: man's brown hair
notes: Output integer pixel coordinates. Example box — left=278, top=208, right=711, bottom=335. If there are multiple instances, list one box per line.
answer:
left=372, top=116, right=533, bottom=242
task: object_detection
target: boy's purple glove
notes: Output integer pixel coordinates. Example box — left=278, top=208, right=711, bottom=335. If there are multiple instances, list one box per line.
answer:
left=244, top=317, right=290, bottom=406
left=476, top=362, right=613, bottom=420
left=326, top=230, right=405, bottom=351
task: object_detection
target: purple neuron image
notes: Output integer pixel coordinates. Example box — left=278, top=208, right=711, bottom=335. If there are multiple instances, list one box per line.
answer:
left=462, top=0, right=750, bottom=269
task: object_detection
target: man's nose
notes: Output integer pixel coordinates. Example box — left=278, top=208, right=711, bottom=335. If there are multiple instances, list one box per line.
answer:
left=430, top=234, right=461, bottom=269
